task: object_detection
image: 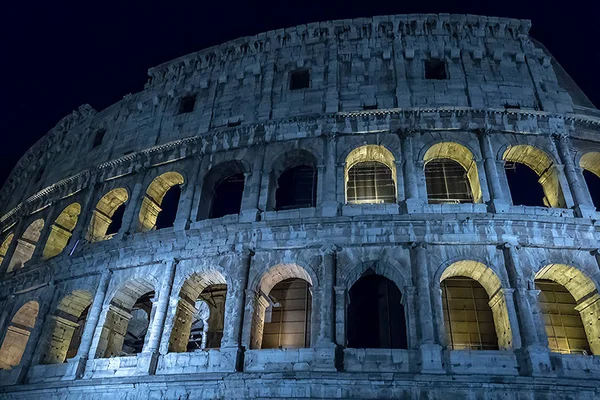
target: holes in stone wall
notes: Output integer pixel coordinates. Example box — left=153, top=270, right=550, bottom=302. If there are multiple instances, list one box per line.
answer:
left=441, top=277, right=499, bottom=351
left=347, top=272, right=407, bottom=349
left=92, top=129, right=106, bottom=149
left=290, top=69, right=310, bottom=90
left=179, top=95, right=197, bottom=114
left=425, top=59, right=447, bottom=80
left=504, top=162, right=546, bottom=207
left=210, top=173, right=245, bottom=219
left=122, top=291, right=154, bottom=355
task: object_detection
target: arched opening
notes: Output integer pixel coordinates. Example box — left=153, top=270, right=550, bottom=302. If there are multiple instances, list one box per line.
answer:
left=424, top=142, right=482, bottom=204
left=86, top=188, right=128, bottom=242
left=261, top=278, right=312, bottom=349
left=347, top=271, right=407, bottom=349
left=168, top=271, right=227, bottom=353
left=138, top=172, right=184, bottom=232
left=441, top=277, right=498, bottom=350
left=197, top=161, right=246, bottom=220
left=440, top=260, right=512, bottom=350
left=42, top=203, right=81, bottom=259
left=0, top=301, right=39, bottom=370
left=535, top=264, right=599, bottom=355
left=503, top=145, right=565, bottom=208
left=0, top=233, right=14, bottom=266
left=250, top=264, right=314, bottom=349
left=345, top=145, right=397, bottom=204
left=579, top=152, right=600, bottom=210
left=7, top=219, right=44, bottom=273
left=41, top=290, right=92, bottom=364
left=95, top=279, right=155, bottom=358
left=268, top=150, right=318, bottom=211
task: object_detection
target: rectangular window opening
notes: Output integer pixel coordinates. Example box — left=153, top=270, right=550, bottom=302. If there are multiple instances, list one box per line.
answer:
left=504, top=103, right=521, bottom=110
left=179, top=95, right=197, bottom=114
left=425, top=59, right=448, bottom=80
left=363, top=104, right=378, bottom=110
left=290, top=69, right=310, bottom=90
left=92, top=129, right=106, bottom=149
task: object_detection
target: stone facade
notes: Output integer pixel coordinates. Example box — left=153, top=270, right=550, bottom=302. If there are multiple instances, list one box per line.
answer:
left=0, top=13, right=600, bottom=399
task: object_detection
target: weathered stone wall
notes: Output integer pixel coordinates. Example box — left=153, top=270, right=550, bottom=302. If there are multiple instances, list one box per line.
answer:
left=0, top=13, right=600, bottom=400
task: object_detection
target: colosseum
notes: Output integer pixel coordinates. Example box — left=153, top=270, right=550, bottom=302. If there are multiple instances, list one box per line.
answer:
left=0, top=13, right=599, bottom=399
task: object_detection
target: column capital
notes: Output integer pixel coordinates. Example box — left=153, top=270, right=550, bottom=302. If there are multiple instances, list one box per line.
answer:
left=411, top=241, right=427, bottom=250
left=320, top=244, right=341, bottom=255
left=501, top=241, right=521, bottom=250
left=233, top=246, right=255, bottom=258
left=333, top=285, right=346, bottom=295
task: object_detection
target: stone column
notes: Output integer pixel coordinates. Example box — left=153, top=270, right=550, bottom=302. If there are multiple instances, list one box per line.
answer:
left=0, top=220, right=26, bottom=274
left=174, top=155, right=202, bottom=230
left=63, top=270, right=112, bottom=380
left=248, top=292, right=270, bottom=350
left=411, top=242, right=444, bottom=373
left=334, top=286, right=347, bottom=347
left=478, top=130, right=509, bottom=212
left=317, top=245, right=338, bottom=347
left=321, top=134, right=338, bottom=216
left=69, top=182, right=99, bottom=248
left=117, top=169, right=147, bottom=238
left=222, top=248, right=253, bottom=348
left=502, top=243, right=552, bottom=376
left=137, top=260, right=177, bottom=375
left=554, top=134, right=596, bottom=218
left=239, top=147, right=265, bottom=222
left=400, top=132, right=423, bottom=213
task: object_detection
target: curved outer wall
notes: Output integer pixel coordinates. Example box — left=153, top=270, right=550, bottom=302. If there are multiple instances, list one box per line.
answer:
left=0, top=13, right=600, bottom=400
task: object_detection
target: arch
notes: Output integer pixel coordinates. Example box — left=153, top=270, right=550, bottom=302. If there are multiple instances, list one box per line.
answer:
left=86, top=188, right=128, bottom=242
left=41, top=290, right=93, bottom=364
left=0, top=301, right=39, bottom=369
left=138, top=172, right=185, bottom=232
left=503, top=145, right=565, bottom=208
left=7, top=219, right=44, bottom=273
left=345, top=145, right=397, bottom=204
left=197, top=160, right=247, bottom=220
left=423, top=142, right=482, bottom=204
left=250, top=263, right=315, bottom=350
left=579, top=152, right=600, bottom=209
left=534, top=263, right=600, bottom=354
left=168, top=270, right=227, bottom=353
left=347, top=271, right=407, bottom=349
left=438, top=260, right=513, bottom=350
left=42, top=203, right=81, bottom=259
left=0, top=233, right=14, bottom=265
left=95, top=278, right=155, bottom=358
left=267, top=150, right=318, bottom=211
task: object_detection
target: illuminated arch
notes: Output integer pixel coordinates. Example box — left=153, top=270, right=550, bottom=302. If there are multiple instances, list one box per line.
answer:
left=0, top=233, right=14, bottom=266
left=138, top=172, right=184, bottom=232
left=503, top=145, right=565, bottom=208
left=0, top=301, right=39, bottom=369
left=7, top=219, right=44, bottom=272
left=345, top=145, right=397, bottom=204
left=42, top=203, right=81, bottom=259
left=424, top=142, right=482, bottom=204
left=41, top=290, right=93, bottom=364
left=535, top=263, right=600, bottom=354
left=86, top=188, right=128, bottom=242
left=439, top=260, right=513, bottom=350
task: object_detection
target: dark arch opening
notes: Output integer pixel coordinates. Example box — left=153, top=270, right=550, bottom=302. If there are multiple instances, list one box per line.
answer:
left=155, top=185, right=182, bottom=230
left=583, top=170, right=600, bottom=210
left=65, top=305, right=90, bottom=360
left=105, top=203, right=126, bottom=235
left=347, top=161, right=396, bottom=204
left=425, top=158, right=474, bottom=204
left=210, top=173, right=245, bottom=219
left=275, top=165, right=317, bottom=211
left=347, top=272, right=407, bottom=349
left=122, top=291, right=155, bottom=355
left=505, top=162, right=546, bottom=207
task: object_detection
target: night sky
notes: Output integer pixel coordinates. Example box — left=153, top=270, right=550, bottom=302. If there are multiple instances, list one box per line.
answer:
left=2, top=1, right=598, bottom=187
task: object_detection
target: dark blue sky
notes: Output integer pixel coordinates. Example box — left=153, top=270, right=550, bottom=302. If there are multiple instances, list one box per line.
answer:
left=2, top=1, right=598, bottom=186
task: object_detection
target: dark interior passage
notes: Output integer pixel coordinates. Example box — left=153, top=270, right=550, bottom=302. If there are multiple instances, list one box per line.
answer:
left=210, top=173, right=245, bottom=218
left=347, top=272, right=407, bottom=349
left=275, top=165, right=317, bottom=210
left=106, top=203, right=126, bottom=235
left=122, top=291, right=154, bottom=355
left=155, top=185, right=181, bottom=229
left=583, top=170, right=600, bottom=210
left=505, top=162, right=546, bottom=207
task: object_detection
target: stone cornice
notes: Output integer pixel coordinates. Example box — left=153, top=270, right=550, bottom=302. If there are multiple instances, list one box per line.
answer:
left=146, top=14, right=531, bottom=86
left=2, top=107, right=600, bottom=231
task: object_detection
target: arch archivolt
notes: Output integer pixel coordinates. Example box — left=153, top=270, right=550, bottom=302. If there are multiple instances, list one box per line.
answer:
left=416, top=132, right=481, bottom=162
left=263, top=141, right=323, bottom=174
left=171, top=258, right=231, bottom=299
left=336, top=134, right=402, bottom=165
left=578, top=151, right=600, bottom=178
